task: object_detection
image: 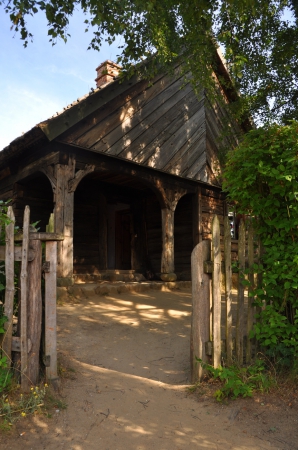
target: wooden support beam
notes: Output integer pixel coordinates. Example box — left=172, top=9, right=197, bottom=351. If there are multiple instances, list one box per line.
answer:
left=55, top=157, right=75, bottom=281
left=46, top=213, right=55, bottom=233
left=20, top=206, right=30, bottom=391
left=246, top=219, right=255, bottom=364
left=192, top=187, right=202, bottom=246
left=27, top=237, right=42, bottom=385
left=161, top=208, right=175, bottom=276
left=15, top=232, right=64, bottom=242
left=45, top=241, right=58, bottom=381
left=190, top=240, right=211, bottom=382
left=2, top=206, right=15, bottom=362
left=159, top=187, right=187, bottom=279
left=11, top=336, right=33, bottom=353
left=224, top=216, right=232, bottom=365
left=40, top=165, right=57, bottom=193
left=212, top=215, right=221, bottom=369
left=0, top=151, right=59, bottom=194
left=236, top=219, right=245, bottom=365
left=68, top=164, right=95, bottom=192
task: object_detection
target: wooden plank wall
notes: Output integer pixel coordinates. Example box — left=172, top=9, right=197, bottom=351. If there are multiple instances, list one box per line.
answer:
left=201, top=188, right=225, bottom=241
left=60, top=68, right=210, bottom=184
left=205, top=97, right=241, bottom=186
left=12, top=177, right=54, bottom=231
left=145, top=195, right=162, bottom=276
left=73, top=179, right=100, bottom=274
left=174, top=194, right=193, bottom=280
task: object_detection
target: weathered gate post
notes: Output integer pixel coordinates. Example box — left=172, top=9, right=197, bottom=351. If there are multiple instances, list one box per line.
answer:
left=27, top=233, right=42, bottom=385
left=190, top=240, right=211, bottom=382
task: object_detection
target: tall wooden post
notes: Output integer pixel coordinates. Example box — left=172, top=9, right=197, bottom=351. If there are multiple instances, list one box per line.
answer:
left=45, top=241, right=58, bottom=381
left=224, top=216, right=233, bottom=365
left=212, top=215, right=221, bottom=368
left=236, top=219, right=246, bottom=364
left=20, top=206, right=30, bottom=391
left=161, top=207, right=175, bottom=279
left=158, top=187, right=187, bottom=281
left=54, top=156, right=75, bottom=285
left=27, top=237, right=42, bottom=385
left=3, top=206, right=15, bottom=362
left=190, top=240, right=211, bottom=382
left=193, top=187, right=203, bottom=246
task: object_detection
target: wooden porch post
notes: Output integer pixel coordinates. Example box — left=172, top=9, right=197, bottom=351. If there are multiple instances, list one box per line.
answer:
left=159, top=187, right=187, bottom=281
left=54, top=156, right=75, bottom=285
left=161, top=207, right=175, bottom=279
left=193, top=186, right=203, bottom=246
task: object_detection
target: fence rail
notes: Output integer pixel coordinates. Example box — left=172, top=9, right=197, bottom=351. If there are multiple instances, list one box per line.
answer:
left=191, top=215, right=259, bottom=382
left=0, top=206, right=63, bottom=390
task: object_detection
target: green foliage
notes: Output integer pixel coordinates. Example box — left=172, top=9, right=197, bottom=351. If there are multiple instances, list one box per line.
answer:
left=0, top=357, right=12, bottom=394
left=197, top=358, right=273, bottom=401
left=0, top=384, right=49, bottom=424
left=223, top=121, right=298, bottom=364
left=1, top=1, right=298, bottom=123
left=0, top=316, right=12, bottom=394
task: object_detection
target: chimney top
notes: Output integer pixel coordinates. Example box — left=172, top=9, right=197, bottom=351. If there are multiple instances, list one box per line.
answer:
left=95, top=60, right=121, bottom=88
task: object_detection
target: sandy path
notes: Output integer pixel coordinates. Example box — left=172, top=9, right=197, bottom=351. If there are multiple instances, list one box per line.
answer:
left=0, top=288, right=292, bottom=449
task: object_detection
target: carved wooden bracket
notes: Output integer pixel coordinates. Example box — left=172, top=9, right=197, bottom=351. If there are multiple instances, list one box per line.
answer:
left=162, top=188, right=188, bottom=212
left=40, top=166, right=57, bottom=193
left=154, top=179, right=188, bottom=211
left=68, top=164, right=95, bottom=193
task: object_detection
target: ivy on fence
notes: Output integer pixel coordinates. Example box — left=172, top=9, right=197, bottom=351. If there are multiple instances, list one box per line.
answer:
left=223, top=121, right=298, bottom=367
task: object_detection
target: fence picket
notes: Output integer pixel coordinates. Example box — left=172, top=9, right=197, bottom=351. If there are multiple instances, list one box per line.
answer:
left=20, top=206, right=30, bottom=391
left=190, top=240, right=211, bottom=382
left=46, top=213, right=55, bottom=233
left=45, top=241, right=58, bottom=381
left=224, top=217, right=232, bottom=365
left=212, top=215, right=221, bottom=368
left=246, top=220, right=255, bottom=363
left=236, top=219, right=245, bottom=365
left=27, top=236, right=42, bottom=385
left=2, top=206, right=15, bottom=362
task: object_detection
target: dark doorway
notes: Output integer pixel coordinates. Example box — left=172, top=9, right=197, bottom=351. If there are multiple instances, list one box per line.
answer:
left=115, top=209, right=132, bottom=269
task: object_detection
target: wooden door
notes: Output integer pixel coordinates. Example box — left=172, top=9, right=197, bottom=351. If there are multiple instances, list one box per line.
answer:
left=115, top=210, right=131, bottom=269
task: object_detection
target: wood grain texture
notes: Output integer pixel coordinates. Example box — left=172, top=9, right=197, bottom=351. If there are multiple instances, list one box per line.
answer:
left=224, top=216, right=233, bottom=365
left=2, top=206, right=15, bottom=362
left=55, top=157, right=75, bottom=278
left=212, top=215, right=221, bottom=368
left=236, top=219, right=245, bottom=365
left=191, top=240, right=211, bottom=382
left=27, top=238, right=42, bottom=385
left=246, top=220, right=255, bottom=364
left=79, top=72, right=186, bottom=151
left=45, top=241, right=58, bottom=380
left=57, top=66, right=228, bottom=185
left=192, top=188, right=202, bottom=246
left=161, top=208, right=175, bottom=274
left=20, top=205, right=30, bottom=391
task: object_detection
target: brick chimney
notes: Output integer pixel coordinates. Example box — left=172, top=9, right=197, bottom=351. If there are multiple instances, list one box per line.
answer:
left=95, top=60, right=121, bottom=88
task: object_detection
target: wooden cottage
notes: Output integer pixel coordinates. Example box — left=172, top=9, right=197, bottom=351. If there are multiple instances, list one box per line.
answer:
left=0, top=56, right=242, bottom=286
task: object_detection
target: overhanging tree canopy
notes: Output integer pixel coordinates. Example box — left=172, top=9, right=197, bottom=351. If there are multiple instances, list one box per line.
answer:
left=2, top=0, right=298, bottom=124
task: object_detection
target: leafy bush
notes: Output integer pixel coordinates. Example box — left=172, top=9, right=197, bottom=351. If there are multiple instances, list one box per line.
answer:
left=197, top=358, right=273, bottom=401
left=223, top=122, right=298, bottom=365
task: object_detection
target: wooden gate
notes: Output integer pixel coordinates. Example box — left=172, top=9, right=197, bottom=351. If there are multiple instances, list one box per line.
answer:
left=0, top=206, right=63, bottom=391
left=190, top=215, right=260, bottom=382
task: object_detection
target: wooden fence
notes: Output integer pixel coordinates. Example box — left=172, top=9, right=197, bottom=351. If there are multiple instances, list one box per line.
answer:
left=0, top=206, right=63, bottom=391
left=190, top=215, right=260, bottom=382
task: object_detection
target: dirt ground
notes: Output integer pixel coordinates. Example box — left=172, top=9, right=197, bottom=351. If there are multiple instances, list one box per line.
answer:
left=1, top=287, right=298, bottom=449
